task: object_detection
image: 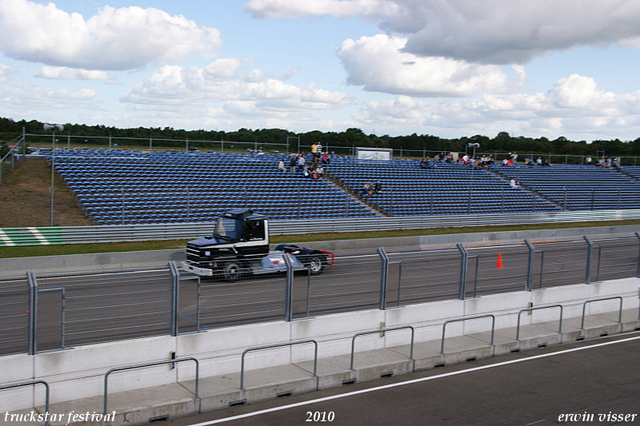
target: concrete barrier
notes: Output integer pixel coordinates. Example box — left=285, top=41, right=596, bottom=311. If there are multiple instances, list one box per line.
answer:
left=1, top=277, right=637, bottom=417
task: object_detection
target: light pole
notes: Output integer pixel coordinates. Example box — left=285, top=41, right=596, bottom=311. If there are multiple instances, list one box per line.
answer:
left=44, top=124, right=64, bottom=227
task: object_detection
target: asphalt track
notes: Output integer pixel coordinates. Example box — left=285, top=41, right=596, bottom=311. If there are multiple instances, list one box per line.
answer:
left=165, top=333, right=640, bottom=426
left=3, top=235, right=638, bottom=354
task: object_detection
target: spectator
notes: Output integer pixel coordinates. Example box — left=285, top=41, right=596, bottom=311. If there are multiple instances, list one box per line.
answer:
left=613, top=157, right=622, bottom=171
left=321, top=153, right=330, bottom=164
left=536, top=157, right=543, bottom=166
left=543, top=158, right=551, bottom=166
left=420, top=158, right=428, bottom=168
left=289, top=154, right=297, bottom=173
left=510, top=177, right=521, bottom=189
left=362, top=182, right=372, bottom=195
left=586, top=155, right=593, bottom=165
left=297, top=153, right=306, bottom=172
left=278, top=158, right=286, bottom=172
left=316, top=164, right=324, bottom=178
left=374, top=181, right=382, bottom=194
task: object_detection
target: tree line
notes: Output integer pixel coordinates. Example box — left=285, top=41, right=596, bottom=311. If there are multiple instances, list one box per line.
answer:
left=2, top=116, right=640, bottom=158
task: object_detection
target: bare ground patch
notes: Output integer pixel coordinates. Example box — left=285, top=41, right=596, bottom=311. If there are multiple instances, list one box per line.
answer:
left=0, top=158, right=93, bottom=227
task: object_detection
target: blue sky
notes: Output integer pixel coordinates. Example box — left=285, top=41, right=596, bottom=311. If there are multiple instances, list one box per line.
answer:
left=1, top=0, right=640, bottom=142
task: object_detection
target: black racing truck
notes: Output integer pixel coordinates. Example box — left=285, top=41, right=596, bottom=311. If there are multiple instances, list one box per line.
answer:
left=181, top=208, right=332, bottom=281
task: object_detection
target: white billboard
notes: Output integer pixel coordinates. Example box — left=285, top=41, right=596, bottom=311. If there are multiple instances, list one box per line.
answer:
left=356, top=147, right=393, bottom=161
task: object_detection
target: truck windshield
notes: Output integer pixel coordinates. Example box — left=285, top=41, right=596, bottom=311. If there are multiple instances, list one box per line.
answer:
left=214, top=218, right=239, bottom=241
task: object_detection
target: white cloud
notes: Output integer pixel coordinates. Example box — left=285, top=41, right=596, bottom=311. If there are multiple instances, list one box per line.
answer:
left=35, top=66, right=112, bottom=82
left=354, top=95, right=428, bottom=125
left=281, top=66, right=301, bottom=80
left=354, top=75, right=640, bottom=138
left=337, top=34, right=509, bottom=97
left=244, top=0, right=393, bottom=19
left=0, top=0, right=222, bottom=71
left=248, top=0, right=640, bottom=65
left=121, top=62, right=352, bottom=113
left=0, top=63, right=13, bottom=82
left=0, top=81, right=98, bottom=113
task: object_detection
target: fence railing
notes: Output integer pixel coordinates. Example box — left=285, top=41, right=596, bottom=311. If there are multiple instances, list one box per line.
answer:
left=1, top=234, right=639, bottom=357
left=3, top=209, right=640, bottom=246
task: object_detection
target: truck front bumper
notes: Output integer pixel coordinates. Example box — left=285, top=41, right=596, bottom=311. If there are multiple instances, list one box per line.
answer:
left=181, top=262, right=213, bottom=276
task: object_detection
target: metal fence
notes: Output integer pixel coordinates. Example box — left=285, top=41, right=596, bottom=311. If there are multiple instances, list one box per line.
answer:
left=3, top=209, right=640, bottom=246
left=1, top=234, right=639, bottom=357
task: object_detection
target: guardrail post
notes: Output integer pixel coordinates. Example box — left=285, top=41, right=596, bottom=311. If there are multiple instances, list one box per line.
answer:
left=456, top=244, right=468, bottom=300
left=284, top=254, right=295, bottom=322
left=378, top=247, right=389, bottom=310
left=441, top=315, right=495, bottom=354
left=0, top=380, right=50, bottom=426
left=581, top=297, right=623, bottom=329
left=584, top=236, right=594, bottom=284
left=635, top=232, right=640, bottom=278
left=27, top=271, right=38, bottom=355
left=168, top=262, right=180, bottom=337
left=104, top=358, right=199, bottom=415
left=240, top=340, right=317, bottom=390
left=516, top=305, right=563, bottom=340
left=350, top=326, right=414, bottom=370
left=525, top=239, right=537, bottom=292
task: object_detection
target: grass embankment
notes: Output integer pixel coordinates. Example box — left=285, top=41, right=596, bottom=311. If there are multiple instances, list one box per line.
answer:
left=1, top=156, right=640, bottom=259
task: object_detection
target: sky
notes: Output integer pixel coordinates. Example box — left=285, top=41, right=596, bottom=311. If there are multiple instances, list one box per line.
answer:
left=1, top=0, right=640, bottom=142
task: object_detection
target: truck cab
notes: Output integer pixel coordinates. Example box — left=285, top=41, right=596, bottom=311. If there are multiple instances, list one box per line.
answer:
left=185, top=209, right=268, bottom=272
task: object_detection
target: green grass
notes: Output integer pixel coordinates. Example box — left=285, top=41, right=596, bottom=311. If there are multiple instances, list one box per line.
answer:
left=2, top=218, right=639, bottom=259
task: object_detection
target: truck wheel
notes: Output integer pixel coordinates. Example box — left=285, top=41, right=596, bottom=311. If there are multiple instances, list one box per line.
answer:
left=306, top=255, right=325, bottom=275
left=223, top=262, right=241, bottom=282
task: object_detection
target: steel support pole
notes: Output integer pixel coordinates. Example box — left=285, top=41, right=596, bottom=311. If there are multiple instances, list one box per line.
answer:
left=525, top=239, right=535, bottom=292
left=584, top=236, right=594, bottom=284
left=168, top=261, right=180, bottom=337
left=457, top=243, right=468, bottom=300
left=27, top=271, right=38, bottom=355
left=636, top=232, right=640, bottom=278
left=284, top=254, right=295, bottom=322
left=378, top=247, right=389, bottom=310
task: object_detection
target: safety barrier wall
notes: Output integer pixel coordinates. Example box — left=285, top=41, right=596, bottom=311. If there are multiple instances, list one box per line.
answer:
left=2, top=209, right=640, bottom=246
left=1, top=233, right=639, bottom=357
left=1, top=277, right=638, bottom=412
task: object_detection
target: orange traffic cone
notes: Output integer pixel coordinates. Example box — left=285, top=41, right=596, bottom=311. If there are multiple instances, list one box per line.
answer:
left=495, top=252, right=504, bottom=268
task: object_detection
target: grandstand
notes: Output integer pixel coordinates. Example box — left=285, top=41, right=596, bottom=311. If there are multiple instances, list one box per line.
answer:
left=492, top=163, right=640, bottom=211
left=326, top=157, right=562, bottom=216
left=33, top=149, right=640, bottom=225
left=48, top=150, right=375, bottom=224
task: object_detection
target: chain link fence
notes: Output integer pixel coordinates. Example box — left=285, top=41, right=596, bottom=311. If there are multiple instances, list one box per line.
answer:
left=2, top=234, right=639, bottom=357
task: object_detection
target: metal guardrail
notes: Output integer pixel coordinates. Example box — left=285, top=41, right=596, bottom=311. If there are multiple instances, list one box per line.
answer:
left=516, top=305, right=564, bottom=340
left=581, top=297, right=623, bottom=329
left=0, top=380, right=50, bottom=426
left=3, top=209, right=640, bottom=246
left=441, top=314, right=496, bottom=354
left=104, top=357, right=199, bottom=415
left=350, top=326, right=415, bottom=370
left=240, top=340, right=318, bottom=390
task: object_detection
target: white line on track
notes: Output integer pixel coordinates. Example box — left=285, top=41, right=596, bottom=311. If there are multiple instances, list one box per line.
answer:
left=188, top=334, right=640, bottom=426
